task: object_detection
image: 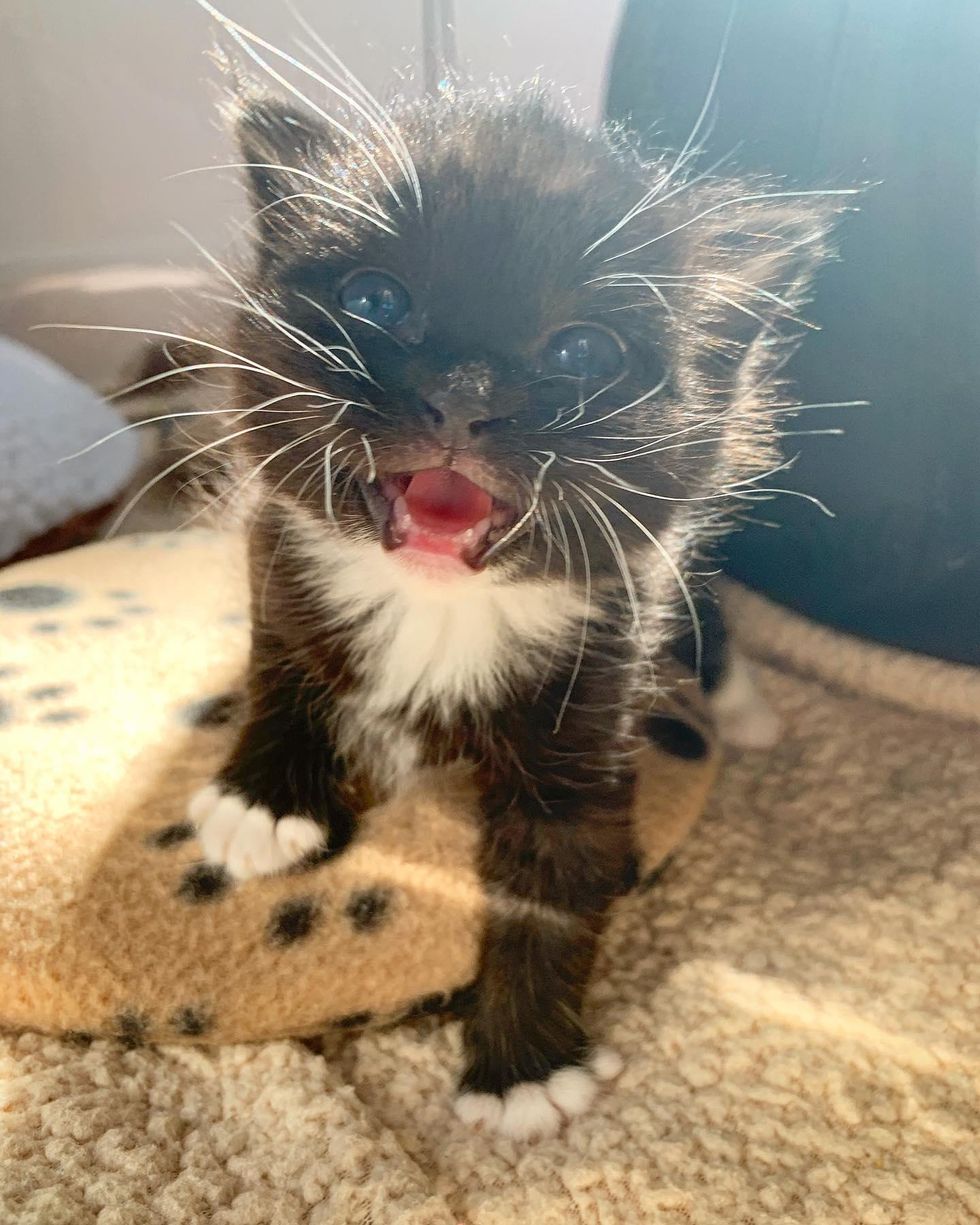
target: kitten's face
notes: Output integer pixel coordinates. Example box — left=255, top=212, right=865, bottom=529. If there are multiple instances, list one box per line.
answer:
left=228, top=90, right=833, bottom=584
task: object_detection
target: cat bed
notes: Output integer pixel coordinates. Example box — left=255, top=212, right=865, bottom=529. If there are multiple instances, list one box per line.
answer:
left=0, top=530, right=716, bottom=1045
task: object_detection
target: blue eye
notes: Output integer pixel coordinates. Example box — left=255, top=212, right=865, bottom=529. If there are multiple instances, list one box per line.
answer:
left=542, top=325, right=626, bottom=380
left=339, top=269, right=411, bottom=328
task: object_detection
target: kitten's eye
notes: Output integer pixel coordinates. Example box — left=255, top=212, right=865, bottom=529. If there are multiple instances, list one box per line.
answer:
left=340, top=270, right=411, bottom=328
left=542, top=325, right=626, bottom=380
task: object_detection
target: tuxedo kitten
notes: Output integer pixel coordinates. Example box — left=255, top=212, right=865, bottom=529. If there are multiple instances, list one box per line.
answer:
left=188, top=75, right=841, bottom=1140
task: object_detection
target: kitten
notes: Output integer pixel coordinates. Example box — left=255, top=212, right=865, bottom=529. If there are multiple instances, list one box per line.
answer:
left=187, top=74, right=840, bottom=1140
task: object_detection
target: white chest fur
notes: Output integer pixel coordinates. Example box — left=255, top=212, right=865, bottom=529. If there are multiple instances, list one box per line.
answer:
left=292, top=522, right=585, bottom=792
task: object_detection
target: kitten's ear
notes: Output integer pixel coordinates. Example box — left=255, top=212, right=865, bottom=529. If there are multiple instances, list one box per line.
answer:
left=229, top=91, right=340, bottom=256
left=680, top=185, right=852, bottom=359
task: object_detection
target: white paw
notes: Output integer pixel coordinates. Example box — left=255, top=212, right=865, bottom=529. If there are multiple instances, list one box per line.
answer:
left=274, top=815, right=327, bottom=861
left=709, top=652, right=782, bottom=750
left=454, top=1047, right=622, bottom=1141
left=187, top=785, right=325, bottom=880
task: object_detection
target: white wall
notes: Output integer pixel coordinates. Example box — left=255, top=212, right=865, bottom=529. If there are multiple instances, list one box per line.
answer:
left=0, top=0, right=624, bottom=282
left=0, top=1, right=624, bottom=382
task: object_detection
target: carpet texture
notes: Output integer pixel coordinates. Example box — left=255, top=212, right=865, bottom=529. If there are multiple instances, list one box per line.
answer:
left=2, top=538, right=979, bottom=1223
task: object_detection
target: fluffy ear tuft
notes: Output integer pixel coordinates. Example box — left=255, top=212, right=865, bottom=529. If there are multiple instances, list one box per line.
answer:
left=221, top=87, right=343, bottom=261
left=681, top=184, right=854, bottom=357
left=231, top=91, right=335, bottom=214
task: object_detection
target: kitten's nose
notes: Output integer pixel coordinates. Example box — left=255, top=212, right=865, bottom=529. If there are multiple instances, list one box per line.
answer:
left=422, top=392, right=511, bottom=447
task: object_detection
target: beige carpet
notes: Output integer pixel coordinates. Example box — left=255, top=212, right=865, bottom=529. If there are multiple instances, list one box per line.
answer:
left=3, top=567, right=979, bottom=1223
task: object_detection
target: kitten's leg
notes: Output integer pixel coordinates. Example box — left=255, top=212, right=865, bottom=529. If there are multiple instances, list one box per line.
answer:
left=709, top=649, right=781, bottom=749
left=669, top=582, right=781, bottom=749
left=455, top=760, right=634, bottom=1140
left=189, top=646, right=354, bottom=880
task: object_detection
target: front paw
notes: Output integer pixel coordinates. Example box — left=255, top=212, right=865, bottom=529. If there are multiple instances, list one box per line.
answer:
left=454, top=1047, right=623, bottom=1141
left=187, top=784, right=325, bottom=880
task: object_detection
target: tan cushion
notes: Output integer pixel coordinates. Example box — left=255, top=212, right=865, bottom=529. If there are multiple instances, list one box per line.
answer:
left=0, top=531, right=714, bottom=1044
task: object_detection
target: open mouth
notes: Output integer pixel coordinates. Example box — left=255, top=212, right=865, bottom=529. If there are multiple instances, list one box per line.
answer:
left=361, top=468, right=517, bottom=571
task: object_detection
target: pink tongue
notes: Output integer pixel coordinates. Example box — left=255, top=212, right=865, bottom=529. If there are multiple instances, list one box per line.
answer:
left=403, top=468, right=493, bottom=535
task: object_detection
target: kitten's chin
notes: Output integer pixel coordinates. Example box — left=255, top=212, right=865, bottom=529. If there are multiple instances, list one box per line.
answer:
left=359, top=468, right=517, bottom=574
left=388, top=547, right=475, bottom=580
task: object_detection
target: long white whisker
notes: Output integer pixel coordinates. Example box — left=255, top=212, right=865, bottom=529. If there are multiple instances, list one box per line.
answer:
left=232, top=298, right=371, bottom=384
left=481, top=452, right=556, bottom=564
left=109, top=360, right=281, bottom=403
left=561, top=374, right=670, bottom=433
left=570, top=482, right=642, bottom=633
left=61, top=399, right=328, bottom=463
left=604, top=187, right=859, bottom=265
left=586, top=482, right=702, bottom=678
left=196, top=1, right=408, bottom=211
left=168, top=161, right=392, bottom=222
left=198, top=291, right=371, bottom=384
left=29, top=323, right=324, bottom=395
left=530, top=499, right=574, bottom=702
left=107, top=398, right=319, bottom=536
left=655, top=1, right=737, bottom=191
left=591, top=424, right=844, bottom=465
left=538, top=402, right=578, bottom=432
left=289, top=38, right=421, bottom=212
left=173, top=225, right=370, bottom=383
left=571, top=484, right=660, bottom=696
left=637, top=274, right=675, bottom=319
left=560, top=385, right=588, bottom=430
left=593, top=144, right=743, bottom=262
left=589, top=270, right=797, bottom=315
left=737, top=485, right=835, bottom=516
left=323, top=428, right=353, bottom=522
left=335, top=305, right=412, bottom=356
left=601, top=276, right=772, bottom=328
left=554, top=500, right=592, bottom=733
left=258, top=434, right=358, bottom=620
left=551, top=498, right=573, bottom=580
left=252, top=189, right=398, bottom=236
left=288, top=4, right=423, bottom=211
left=538, top=500, right=557, bottom=579
left=359, top=435, right=377, bottom=482
left=295, top=294, right=373, bottom=376
left=548, top=453, right=677, bottom=497
left=258, top=447, right=329, bottom=619
left=582, top=2, right=737, bottom=259
left=234, top=421, right=333, bottom=501
left=538, top=374, right=626, bottom=434
left=585, top=396, right=761, bottom=463
left=541, top=497, right=578, bottom=703
left=587, top=399, right=868, bottom=445
left=178, top=418, right=329, bottom=529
